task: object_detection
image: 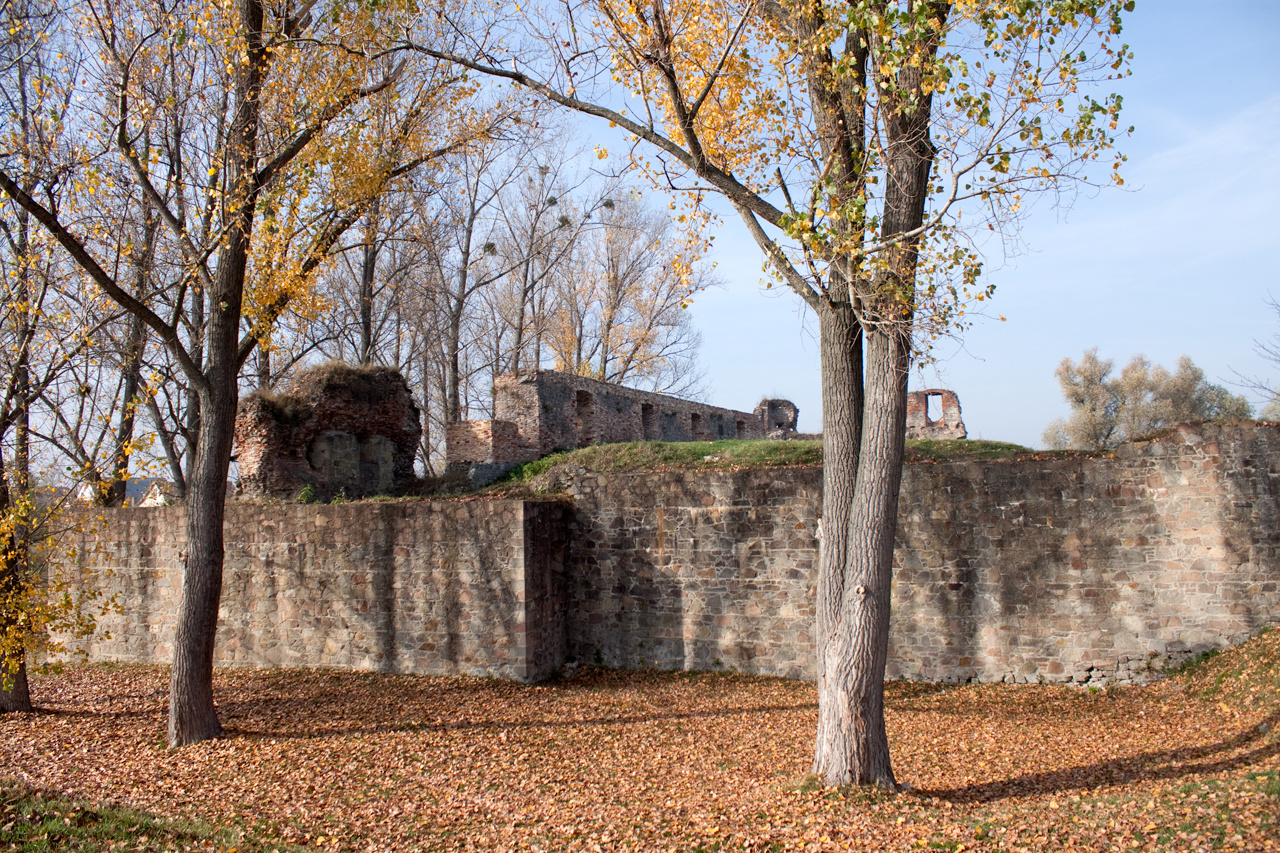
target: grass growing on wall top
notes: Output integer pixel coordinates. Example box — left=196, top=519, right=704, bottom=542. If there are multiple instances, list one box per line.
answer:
left=905, top=439, right=1035, bottom=462
left=499, top=439, right=825, bottom=484
left=497, top=437, right=1035, bottom=485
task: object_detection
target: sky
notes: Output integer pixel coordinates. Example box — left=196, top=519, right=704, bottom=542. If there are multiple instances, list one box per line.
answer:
left=670, top=1, right=1280, bottom=445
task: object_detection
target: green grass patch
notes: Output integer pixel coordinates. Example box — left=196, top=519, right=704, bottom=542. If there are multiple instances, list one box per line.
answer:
left=497, top=439, right=824, bottom=484
left=0, top=781, right=307, bottom=853
left=495, top=437, right=1040, bottom=488
left=903, top=439, right=1032, bottom=462
left=1164, top=647, right=1223, bottom=678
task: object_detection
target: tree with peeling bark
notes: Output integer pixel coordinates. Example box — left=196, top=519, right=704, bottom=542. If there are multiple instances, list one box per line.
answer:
left=408, top=0, right=1131, bottom=786
left=0, top=0, right=491, bottom=744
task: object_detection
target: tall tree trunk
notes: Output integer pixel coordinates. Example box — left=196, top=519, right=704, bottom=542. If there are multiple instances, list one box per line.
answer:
left=809, top=1, right=941, bottom=784
left=168, top=381, right=236, bottom=745
left=3, top=204, right=35, bottom=713
left=813, top=319, right=910, bottom=788
left=812, top=299, right=882, bottom=785
left=168, top=0, right=266, bottom=748
left=104, top=313, right=147, bottom=507
left=183, top=280, right=204, bottom=495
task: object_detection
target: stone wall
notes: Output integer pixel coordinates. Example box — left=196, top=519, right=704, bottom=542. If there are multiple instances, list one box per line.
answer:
left=236, top=363, right=422, bottom=500
left=61, top=422, right=1280, bottom=686
left=906, top=389, right=966, bottom=440
left=562, top=421, right=1279, bottom=684
left=61, top=501, right=567, bottom=682
left=448, top=371, right=786, bottom=481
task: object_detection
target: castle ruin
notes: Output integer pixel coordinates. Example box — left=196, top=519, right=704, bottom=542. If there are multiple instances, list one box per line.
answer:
left=447, top=370, right=797, bottom=483
left=906, top=389, right=966, bottom=440
left=235, top=363, right=422, bottom=500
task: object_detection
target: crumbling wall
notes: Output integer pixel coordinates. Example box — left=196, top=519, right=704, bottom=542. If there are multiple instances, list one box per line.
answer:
left=236, top=362, right=422, bottom=500
left=446, top=370, right=790, bottom=482
left=754, top=399, right=800, bottom=438
left=906, top=389, right=966, bottom=440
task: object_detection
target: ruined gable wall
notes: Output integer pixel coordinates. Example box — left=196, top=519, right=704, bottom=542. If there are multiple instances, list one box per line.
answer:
left=906, top=389, right=966, bottom=440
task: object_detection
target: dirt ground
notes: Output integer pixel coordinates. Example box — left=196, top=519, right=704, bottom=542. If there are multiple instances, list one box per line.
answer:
left=3, top=632, right=1278, bottom=852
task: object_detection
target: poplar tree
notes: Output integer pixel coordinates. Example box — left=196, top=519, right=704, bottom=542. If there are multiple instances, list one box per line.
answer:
left=408, top=0, right=1133, bottom=786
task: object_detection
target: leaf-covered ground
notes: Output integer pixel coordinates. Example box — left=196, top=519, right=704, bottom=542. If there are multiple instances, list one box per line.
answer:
left=3, top=631, right=1278, bottom=852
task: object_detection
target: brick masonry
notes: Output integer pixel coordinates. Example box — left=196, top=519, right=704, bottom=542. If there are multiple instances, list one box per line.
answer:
left=906, top=389, right=966, bottom=440
left=236, top=363, right=422, bottom=500
left=447, top=371, right=787, bottom=478
left=59, top=421, right=1280, bottom=686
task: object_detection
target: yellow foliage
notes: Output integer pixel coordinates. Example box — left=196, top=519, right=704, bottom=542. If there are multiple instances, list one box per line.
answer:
left=0, top=486, right=114, bottom=690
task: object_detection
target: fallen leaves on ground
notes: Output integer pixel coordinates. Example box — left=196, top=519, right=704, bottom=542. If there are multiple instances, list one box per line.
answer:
left=3, top=632, right=1279, bottom=852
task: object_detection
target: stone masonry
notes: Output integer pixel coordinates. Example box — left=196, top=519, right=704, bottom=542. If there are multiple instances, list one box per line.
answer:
left=754, top=399, right=800, bottom=438
left=62, top=501, right=567, bottom=681
left=61, top=421, right=1280, bottom=687
left=907, top=389, right=966, bottom=439
left=236, top=362, right=422, bottom=500
left=446, top=370, right=795, bottom=482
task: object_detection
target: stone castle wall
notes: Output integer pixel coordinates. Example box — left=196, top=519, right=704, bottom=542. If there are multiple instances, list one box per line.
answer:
left=448, top=371, right=774, bottom=472
left=61, top=422, right=1280, bottom=686
left=62, top=501, right=568, bottom=682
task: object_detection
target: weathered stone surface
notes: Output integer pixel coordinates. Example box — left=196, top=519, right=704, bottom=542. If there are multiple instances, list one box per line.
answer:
left=59, top=501, right=567, bottom=681
left=754, top=399, right=800, bottom=437
left=907, top=389, right=966, bottom=440
left=445, top=371, right=798, bottom=484
left=236, top=362, right=422, bottom=500
left=59, top=421, right=1280, bottom=686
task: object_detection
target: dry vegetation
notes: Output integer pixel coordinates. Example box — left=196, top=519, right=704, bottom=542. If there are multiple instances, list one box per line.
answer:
left=3, top=630, right=1278, bottom=852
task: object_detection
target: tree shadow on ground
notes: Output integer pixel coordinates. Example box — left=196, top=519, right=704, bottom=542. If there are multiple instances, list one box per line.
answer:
left=217, top=697, right=820, bottom=740
left=916, top=710, right=1280, bottom=804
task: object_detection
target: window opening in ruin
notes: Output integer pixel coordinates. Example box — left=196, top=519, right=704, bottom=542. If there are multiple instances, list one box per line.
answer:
left=641, top=403, right=656, bottom=440
left=736, top=419, right=746, bottom=438
left=926, top=393, right=941, bottom=424
left=690, top=413, right=703, bottom=440
left=575, top=390, right=595, bottom=446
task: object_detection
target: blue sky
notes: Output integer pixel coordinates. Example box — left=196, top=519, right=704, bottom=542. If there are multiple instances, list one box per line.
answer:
left=676, top=1, right=1280, bottom=445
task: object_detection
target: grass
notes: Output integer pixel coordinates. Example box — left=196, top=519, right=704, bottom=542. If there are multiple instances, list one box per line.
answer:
left=903, top=439, right=1034, bottom=462
left=492, top=437, right=1040, bottom=491
left=1177, top=626, right=1280, bottom=706
left=495, top=438, right=825, bottom=485
left=0, top=782, right=307, bottom=852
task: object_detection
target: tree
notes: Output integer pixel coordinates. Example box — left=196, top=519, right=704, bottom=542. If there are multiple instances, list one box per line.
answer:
left=0, top=0, right=109, bottom=711
left=1236, top=296, right=1280, bottom=420
left=0, top=0, right=487, bottom=744
left=544, top=192, right=709, bottom=393
left=408, top=0, right=1131, bottom=786
left=1043, top=349, right=1252, bottom=451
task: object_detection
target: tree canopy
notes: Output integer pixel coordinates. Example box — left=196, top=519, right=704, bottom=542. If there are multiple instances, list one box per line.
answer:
left=1044, top=349, right=1253, bottom=450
